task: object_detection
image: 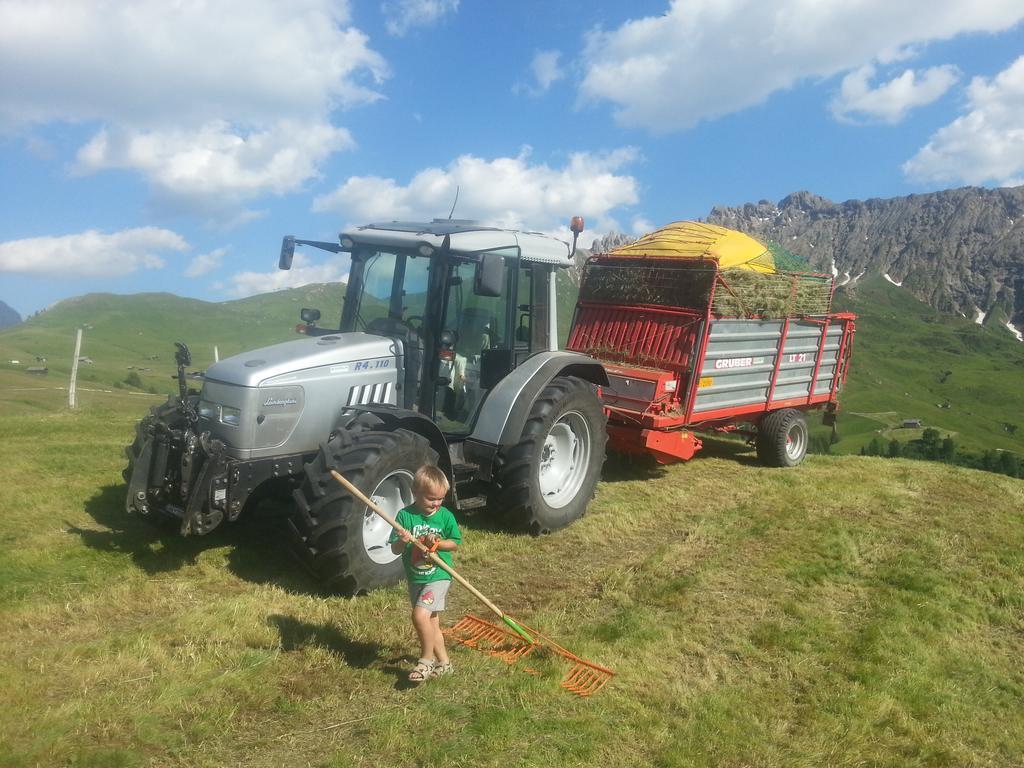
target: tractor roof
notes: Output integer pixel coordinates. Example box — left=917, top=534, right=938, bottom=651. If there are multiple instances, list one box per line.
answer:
left=342, top=219, right=574, bottom=267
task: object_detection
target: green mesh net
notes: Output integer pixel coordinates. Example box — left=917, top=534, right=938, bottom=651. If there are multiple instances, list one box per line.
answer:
left=765, top=240, right=812, bottom=272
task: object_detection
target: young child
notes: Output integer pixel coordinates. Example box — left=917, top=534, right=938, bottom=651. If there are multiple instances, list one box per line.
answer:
left=389, top=464, right=462, bottom=682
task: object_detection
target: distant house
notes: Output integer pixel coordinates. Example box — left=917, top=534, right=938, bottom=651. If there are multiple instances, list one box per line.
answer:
left=26, top=366, right=47, bottom=375
left=902, top=419, right=922, bottom=428
left=78, top=356, right=94, bottom=364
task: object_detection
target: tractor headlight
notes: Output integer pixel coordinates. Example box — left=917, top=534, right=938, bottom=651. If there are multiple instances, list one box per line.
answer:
left=220, top=406, right=241, bottom=426
left=198, top=400, right=219, bottom=420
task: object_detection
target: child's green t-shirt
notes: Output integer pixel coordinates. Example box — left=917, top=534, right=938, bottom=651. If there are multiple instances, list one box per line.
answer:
left=388, top=505, right=462, bottom=584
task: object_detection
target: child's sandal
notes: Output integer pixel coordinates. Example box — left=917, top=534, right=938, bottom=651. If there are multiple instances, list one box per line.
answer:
left=432, top=662, right=453, bottom=677
left=408, top=659, right=434, bottom=682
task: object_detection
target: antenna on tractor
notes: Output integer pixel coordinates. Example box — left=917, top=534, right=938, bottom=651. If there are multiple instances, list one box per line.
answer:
left=448, top=186, right=460, bottom=220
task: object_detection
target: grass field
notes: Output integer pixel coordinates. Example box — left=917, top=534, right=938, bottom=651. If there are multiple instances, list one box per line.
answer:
left=1, top=387, right=1022, bottom=767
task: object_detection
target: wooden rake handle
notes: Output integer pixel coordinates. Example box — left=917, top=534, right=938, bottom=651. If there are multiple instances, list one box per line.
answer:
left=328, top=469, right=527, bottom=639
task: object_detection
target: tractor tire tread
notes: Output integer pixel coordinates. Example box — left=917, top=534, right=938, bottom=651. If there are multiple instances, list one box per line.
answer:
left=489, top=376, right=606, bottom=535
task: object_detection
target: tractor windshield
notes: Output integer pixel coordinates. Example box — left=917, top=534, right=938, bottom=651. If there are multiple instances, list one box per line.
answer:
left=343, top=248, right=431, bottom=336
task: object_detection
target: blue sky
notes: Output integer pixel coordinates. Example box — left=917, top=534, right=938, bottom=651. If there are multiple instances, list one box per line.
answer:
left=1, top=0, right=1023, bottom=318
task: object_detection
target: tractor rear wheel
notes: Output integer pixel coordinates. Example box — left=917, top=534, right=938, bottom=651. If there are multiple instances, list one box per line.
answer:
left=756, top=408, right=808, bottom=467
left=290, top=428, right=438, bottom=594
left=489, top=376, right=607, bottom=535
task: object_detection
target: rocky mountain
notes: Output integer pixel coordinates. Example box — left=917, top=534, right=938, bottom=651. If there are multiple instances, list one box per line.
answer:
left=705, top=186, right=1024, bottom=332
left=589, top=231, right=637, bottom=254
left=0, top=300, right=21, bottom=329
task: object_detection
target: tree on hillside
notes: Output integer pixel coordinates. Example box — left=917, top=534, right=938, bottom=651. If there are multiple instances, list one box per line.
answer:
left=998, top=451, right=1020, bottom=478
left=940, top=437, right=956, bottom=462
left=861, top=436, right=885, bottom=456
left=981, top=450, right=1001, bottom=473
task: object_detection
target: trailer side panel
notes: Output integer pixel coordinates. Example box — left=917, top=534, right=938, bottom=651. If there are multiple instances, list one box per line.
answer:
left=688, top=317, right=852, bottom=421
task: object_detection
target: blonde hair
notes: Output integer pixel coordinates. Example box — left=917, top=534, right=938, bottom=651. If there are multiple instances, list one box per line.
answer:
left=413, top=464, right=450, bottom=496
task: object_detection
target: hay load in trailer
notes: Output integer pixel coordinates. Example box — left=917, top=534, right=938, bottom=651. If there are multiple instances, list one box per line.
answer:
left=567, top=221, right=856, bottom=466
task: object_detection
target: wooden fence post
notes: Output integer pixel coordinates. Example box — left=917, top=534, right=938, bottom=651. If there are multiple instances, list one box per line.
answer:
left=68, top=327, right=83, bottom=409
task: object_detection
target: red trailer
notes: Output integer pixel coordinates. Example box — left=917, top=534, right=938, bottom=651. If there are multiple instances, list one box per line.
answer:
left=566, top=223, right=856, bottom=466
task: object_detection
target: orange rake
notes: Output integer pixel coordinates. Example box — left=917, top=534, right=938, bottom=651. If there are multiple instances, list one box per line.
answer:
left=447, top=614, right=537, bottom=665
left=329, top=470, right=614, bottom=697
left=446, top=613, right=615, bottom=697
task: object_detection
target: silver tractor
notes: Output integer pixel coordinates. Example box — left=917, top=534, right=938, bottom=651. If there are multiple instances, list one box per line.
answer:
left=124, top=218, right=608, bottom=593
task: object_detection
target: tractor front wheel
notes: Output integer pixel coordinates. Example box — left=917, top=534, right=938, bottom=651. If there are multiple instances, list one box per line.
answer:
left=290, top=428, right=438, bottom=594
left=490, top=376, right=607, bottom=535
left=756, top=409, right=808, bottom=467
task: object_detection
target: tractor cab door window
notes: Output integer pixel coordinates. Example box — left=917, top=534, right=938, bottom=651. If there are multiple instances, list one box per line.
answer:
left=435, top=252, right=516, bottom=434
left=513, top=262, right=552, bottom=357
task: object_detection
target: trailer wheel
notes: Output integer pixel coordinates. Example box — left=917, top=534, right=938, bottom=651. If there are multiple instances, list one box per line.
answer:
left=756, top=409, right=808, bottom=467
left=490, top=376, right=607, bottom=535
left=290, top=428, right=438, bottom=594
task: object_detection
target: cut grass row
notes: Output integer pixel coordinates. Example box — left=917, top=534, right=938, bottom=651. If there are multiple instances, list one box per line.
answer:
left=0, top=390, right=1022, bottom=766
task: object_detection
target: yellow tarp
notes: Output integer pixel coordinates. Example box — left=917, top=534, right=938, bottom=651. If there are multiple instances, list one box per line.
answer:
left=608, top=221, right=776, bottom=274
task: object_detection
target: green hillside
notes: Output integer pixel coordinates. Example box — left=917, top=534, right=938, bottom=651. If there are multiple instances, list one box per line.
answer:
left=822, top=276, right=1024, bottom=456
left=0, top=285, right=345, bottom=395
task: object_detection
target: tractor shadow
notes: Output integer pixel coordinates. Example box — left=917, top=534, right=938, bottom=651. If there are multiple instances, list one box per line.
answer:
left=464, top=439, right=760, bottom=531
left=75, top=484, right=318, bottom=594
left=598, top=437, right=759, bottom=483
left=269, top=614, right=420, bottom=691
left=696, top=435, right=760, bottom=466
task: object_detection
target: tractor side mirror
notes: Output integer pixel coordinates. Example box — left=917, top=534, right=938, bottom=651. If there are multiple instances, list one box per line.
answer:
left=474, top=252, right=505, bottom=297
left=300, top=307, right=321, bottom=325
left=279, top=236, right=295, bottom=270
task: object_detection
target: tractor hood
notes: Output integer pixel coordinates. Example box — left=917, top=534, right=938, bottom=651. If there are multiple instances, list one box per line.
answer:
left=202, top=333, right=396, bottom=388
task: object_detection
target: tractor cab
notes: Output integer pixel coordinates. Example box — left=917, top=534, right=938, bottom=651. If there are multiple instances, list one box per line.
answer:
left=281, top=219, right=579, bottom=435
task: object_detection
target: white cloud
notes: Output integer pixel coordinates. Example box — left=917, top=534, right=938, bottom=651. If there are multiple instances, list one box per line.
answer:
left=382, top=0, right=459, bottom=36
left=186, top=248, right=228, bottom=278
left=0, top=228, right=188, bottom=278
left=831, top=64, right=959, bottom=123
left=903, top=56, right=1024, bottom=186
left=313, top=147, right=640, bottom=232
left=228, top=253, right=349, bottom=297
left=0, top=0, right=386, bottom=129
left=525, top=51, right=565, bottom=96
left=0, top=0, right=386, bottom=218
left=514, top=50, right=566, bottom=96
left=74, top=120, right=354, bottom=218
left=631, top=217, right=655, bottom=235
left=579, top=0, right=1024, bottom=132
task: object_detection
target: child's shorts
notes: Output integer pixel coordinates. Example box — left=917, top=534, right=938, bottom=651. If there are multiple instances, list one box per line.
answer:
left=408, top=580, right=451, bottom=611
